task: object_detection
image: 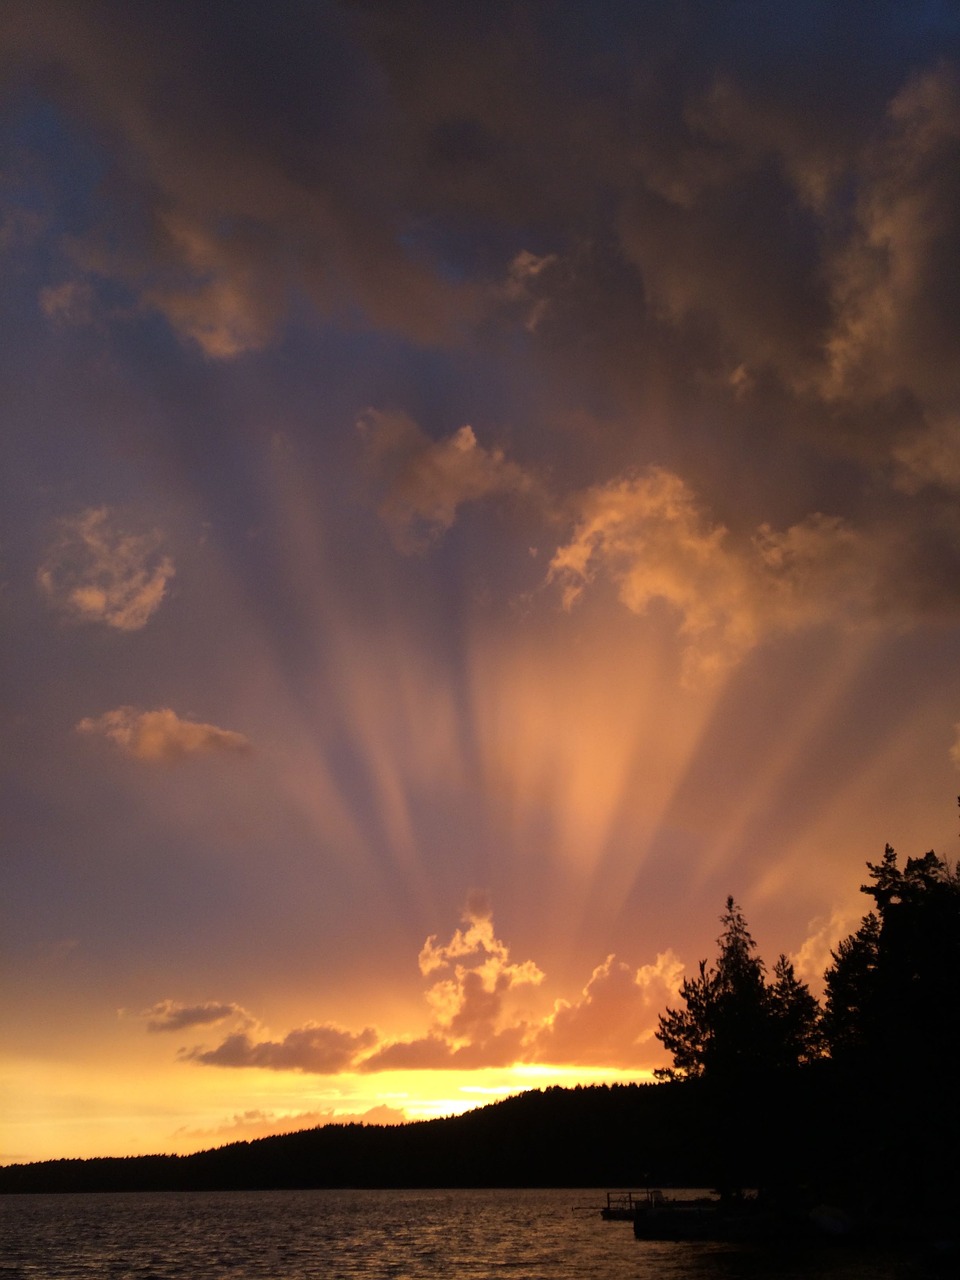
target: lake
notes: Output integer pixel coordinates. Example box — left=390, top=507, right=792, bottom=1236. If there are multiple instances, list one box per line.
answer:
left=0, top=1187, right=934, bottom=1278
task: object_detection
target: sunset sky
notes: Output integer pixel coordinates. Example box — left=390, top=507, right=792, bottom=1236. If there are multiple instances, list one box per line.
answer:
left=4, top=1, right=960, bottom=1165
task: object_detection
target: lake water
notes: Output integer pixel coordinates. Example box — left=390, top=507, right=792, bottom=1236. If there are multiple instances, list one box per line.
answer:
left=0, top=1187, right=933, bottom=1278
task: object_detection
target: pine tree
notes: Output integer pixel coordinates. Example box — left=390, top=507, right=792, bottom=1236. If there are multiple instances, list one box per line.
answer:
left=656, top=897, right=818, bottom=1081
left=823, top=844, right=960, bottom=1075
left=769, top=954, right=823, bottom=1067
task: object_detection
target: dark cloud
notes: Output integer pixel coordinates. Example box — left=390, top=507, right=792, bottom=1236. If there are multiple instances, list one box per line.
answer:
left=142, top=999, right=250, bottom=1034
left=1, top=0, right=475, bottom=353
left=4, top=1, right=959, bottom=515
left=359, top=410, right=539, bottom=552
left=357, top=1026, right=528, bottom=1073
left=183, top=1024, right=378, bottom=1074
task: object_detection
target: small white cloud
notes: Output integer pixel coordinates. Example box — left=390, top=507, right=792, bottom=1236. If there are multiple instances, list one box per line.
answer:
left=77, top=706, right=251, bottom=763
left=38, top=507, right=174, bottom=631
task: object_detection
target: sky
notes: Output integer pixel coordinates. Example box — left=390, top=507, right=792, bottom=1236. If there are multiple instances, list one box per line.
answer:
left=3, top=0, right=960, bottom=1164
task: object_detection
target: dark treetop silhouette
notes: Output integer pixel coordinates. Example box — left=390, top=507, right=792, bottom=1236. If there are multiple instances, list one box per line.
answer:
left=655, top=896, right=821, bottom=1083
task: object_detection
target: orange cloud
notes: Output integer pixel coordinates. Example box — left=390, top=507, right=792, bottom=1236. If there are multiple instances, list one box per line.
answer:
left=173, top=1105, right=407, bottom=1144
left=790, top=909, right=863, bottom=991
left=38, top=507, right=174, bottom=631
left=530, top=951, right=683, bottom=1067
left=501, top=248, right=559, bottom=331
left=77, top=707, right=251, bottom=762
left=548, top=467, right=883, bottom=682
left=417, top=892, right=544, bottom=1042
left=359, top=410, right=537, bottom=552
left=173, top=899, right=686, bottom=1077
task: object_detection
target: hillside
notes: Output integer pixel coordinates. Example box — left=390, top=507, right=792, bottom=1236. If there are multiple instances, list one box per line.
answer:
left=0, top=1074, right=850, bottom=1195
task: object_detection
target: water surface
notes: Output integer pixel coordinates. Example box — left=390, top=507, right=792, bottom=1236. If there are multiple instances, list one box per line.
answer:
left=0, top=1187, right=930, bottom=1278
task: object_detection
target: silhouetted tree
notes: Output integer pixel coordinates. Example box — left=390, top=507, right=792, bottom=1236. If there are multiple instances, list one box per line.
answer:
left=769, top=954, right=824, bottom=1067
left=822, top=912, right=880, bottom=1059
left=656, top=897, right=819, bottom=1082
left=823, top=843, right=960, bottom=1076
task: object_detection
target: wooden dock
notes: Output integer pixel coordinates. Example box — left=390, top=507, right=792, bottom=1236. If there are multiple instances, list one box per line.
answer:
left=600, top=1190, right=665, bottom=1220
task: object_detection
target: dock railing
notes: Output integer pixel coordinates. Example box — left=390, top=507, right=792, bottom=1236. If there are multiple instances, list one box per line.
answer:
left=601, top=1190, right=664, bottom=1219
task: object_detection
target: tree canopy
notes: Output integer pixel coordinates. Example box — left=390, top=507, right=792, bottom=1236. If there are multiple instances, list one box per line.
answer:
left=823, top=843, right=960, bottom=1076
left=658, top=837, right=960, bottom=1100
left=655, top=896, right=821, bottom=1082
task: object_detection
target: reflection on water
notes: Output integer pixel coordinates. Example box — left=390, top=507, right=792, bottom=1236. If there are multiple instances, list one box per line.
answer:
left=0, top=1187, right=934, bottom=1279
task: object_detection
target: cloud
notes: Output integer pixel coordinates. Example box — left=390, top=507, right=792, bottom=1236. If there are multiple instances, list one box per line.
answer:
left=183, top=1023, right=378, bottom=1074
left=1, top=1, right=475, bottom=355
left=548, top=466, right=885, bottom=682
left=76, top=707, right=251, bottom=762
left=821, top=67, right=960, bottom=410
left=38, top=278, right=94, bottom=326
left=417, top=891, right=544, bottom=1041
left=501, top=249, right=559, bottom=331
left=790, top=910, right=863, bottom=991
left=530, top=950, right=684, bottom=1068
left=173, top=1105, right=406, bottom=1145
left=358, top=1026, right=529, bottom=1073
left=177, top=896, right=547, bottom=1075
left=360, top=895, right=545, bottom=1072
left=140, top=213, right=282, bottom=359
left=38, top=507, right=174, bottom=631
left=359, top=410, right=537, bottom=552
left=892, top=417, right=960, bottom=494
left=161, top=893, right=687, bottom=1077
left=140, top=999, right=252, bottom=1034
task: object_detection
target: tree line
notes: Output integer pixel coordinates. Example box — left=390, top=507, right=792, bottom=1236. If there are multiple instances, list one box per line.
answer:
left=652, top=838, right=960, bottom=1212
left=655, top=841, right=960, bottom=1087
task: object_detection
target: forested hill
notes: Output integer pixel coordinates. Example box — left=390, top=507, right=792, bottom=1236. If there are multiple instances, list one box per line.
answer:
left=0, top=1078, right=824, bottom=1194
left=0, top=1067, right=936, bottom=1198
left=1, top=1084, right=679, bottom=1193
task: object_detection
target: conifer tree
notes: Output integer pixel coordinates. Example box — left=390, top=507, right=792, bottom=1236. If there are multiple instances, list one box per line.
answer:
left=823, top=843, right=960, bottom=1075
left=656, top=897, right=819, bottom=1081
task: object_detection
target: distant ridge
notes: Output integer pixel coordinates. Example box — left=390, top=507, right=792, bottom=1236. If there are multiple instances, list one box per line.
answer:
left=0, top=1083, right=703, bottom=1194
left=3, top=1071, right=958, bottom=1209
